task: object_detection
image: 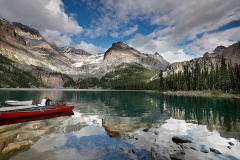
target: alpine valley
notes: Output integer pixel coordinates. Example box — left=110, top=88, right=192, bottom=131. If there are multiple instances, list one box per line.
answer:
left=0, top=18, right=240, bottom=90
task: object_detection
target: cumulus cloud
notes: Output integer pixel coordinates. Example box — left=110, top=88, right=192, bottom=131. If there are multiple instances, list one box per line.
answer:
left=0, top=0, right=83, bottom=45
left=123, top=25, right=138, bottom=36
left=185, top=27, right=240, bottom=56
left=110, top=32, right=119, bottom=38
left=42, top=30, right=72, bottom=47
left=75, top=41, right=106, bottom=54
left=86, top=0, right=240, bottom=62
left=0, top=0, right=240, bottom=62
left=128, top=33, right=194, bottom=63
left=110, top=25, right=138, bottom=38
left=161, top=50, right=194, bottom=63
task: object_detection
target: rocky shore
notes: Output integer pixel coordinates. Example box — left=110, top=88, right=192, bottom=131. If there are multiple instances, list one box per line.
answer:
left=162, top=91, right=240, bottom=99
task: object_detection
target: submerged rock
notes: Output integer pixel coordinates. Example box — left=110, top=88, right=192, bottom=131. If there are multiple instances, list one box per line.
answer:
left=210, top=148, right=221, bottom=154
left=228, top=142, right=234, bottom=146
left=172, top=136, right=192, bottom=144
left=142, top=128, right=149, bottom=132
left=2, top=140, right=34, bottom=156
left=200, top=145, right=209, bottom=153
left=151, top=147, right=157, bottom=160
left=169, top=150, right=185, bottom=160
left=154, top=131, right=159, bottom=135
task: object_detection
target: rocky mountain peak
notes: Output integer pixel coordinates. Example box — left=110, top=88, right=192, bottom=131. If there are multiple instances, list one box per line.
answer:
left=203, top=52, right=210, bottom=58
left=111, top=41, right=133, bottom=50
left=61, top=47, right=91, bottom=56
left=213, top=45, right=226, bottom=54
left=13, top=22, right=41, bottom=37
left=103, top=41, right=169, bottom=71
left=222, top=41, right=240, bottom=64
left=153, top=52, right=165, bottom=59
left=105, top=42, right=141, bottom=57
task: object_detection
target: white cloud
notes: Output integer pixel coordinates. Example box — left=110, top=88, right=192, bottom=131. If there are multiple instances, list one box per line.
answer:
left=0, top=0, right=83, bottom=45
left=75, top=41, right=106, bottom=54
left=0, top=0, right=239, bottom=62
left=42, top=30, right=72, bottom=47
left=123, top=25, right=138, bottom=36
left=162, top=50, right=194, bottom=63
left=0, top=0, right=83, bottom=33
left=86, top=0, right=240, bottom=62
left=128, top=33, right=194, bottom=63
left=109, top=25, right=138, bottom=38
left=186, top=27, right=240, bottom=56
left=110, top=32, right=119, bottom=38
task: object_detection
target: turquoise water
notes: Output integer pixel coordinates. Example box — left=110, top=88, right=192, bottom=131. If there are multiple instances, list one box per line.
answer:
left=0, top=89, right=240, bottom=160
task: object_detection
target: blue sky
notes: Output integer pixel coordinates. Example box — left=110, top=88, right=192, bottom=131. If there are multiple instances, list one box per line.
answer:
left=0, top=0, right=240, bottom=62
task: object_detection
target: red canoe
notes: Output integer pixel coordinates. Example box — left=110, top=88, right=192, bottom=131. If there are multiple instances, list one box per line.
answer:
left=0, top=104, right=74, bottom=119
left=0, top=111, right=74, bottom=126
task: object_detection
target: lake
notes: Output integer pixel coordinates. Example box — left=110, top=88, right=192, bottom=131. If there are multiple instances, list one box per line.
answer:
left=0, top=89, right=240, bottom=160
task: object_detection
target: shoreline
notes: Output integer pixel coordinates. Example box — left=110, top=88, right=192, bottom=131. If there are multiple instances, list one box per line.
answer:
left=0, top=88, right=239, bottom=99
left=162, top=90, right=240, bottom=99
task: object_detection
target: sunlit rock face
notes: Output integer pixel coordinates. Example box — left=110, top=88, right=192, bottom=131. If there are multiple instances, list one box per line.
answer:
left=13, top=22, right=60, bottom=56
left=0, top=19, right=79, bottom=81
left=0, top=19, right=26, bottom=46
left=104, top=42, right=169, bottom=71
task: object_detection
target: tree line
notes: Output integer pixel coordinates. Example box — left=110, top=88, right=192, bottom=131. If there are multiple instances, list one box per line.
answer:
left=159, top=57, right=240, bottom=93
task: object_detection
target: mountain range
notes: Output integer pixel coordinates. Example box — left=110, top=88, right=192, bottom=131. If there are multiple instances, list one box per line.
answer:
left=0, top=18, right=239, bottom=88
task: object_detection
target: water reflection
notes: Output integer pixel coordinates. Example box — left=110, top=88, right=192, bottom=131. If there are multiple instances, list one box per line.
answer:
left=0, top=89, right=240, bottom=160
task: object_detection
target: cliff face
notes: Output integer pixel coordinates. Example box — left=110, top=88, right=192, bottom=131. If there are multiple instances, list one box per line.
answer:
left=222, top=42, right=240, bottom=64
left=213, top=45, right=227, bottom=54
left=13, top=22, right=60, bottom=55
left=0, top=19, right=26, bottom=45
left=0, top=19, right=79, bottom=76
left=0, top=19, right=78, bottom=88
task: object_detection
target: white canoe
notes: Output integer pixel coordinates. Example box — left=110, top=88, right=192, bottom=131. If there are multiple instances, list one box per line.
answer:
left=5, top=100, right=33, bottom=106
left=0, top=105, right=38, bottom=111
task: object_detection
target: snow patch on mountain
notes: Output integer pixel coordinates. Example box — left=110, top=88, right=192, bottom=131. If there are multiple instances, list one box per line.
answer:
left=71, top=53, right=104, bottom=67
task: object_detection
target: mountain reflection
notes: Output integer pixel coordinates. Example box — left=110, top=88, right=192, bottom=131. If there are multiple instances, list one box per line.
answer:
left=1, top=90, right=239, bottom=139
left=1, top=90, right=240, bottom=160
left=61, top=90, right=240, bottom=140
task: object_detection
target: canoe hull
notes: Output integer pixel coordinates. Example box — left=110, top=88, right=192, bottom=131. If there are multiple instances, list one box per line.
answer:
left=0, top=105, right=74, bottom=119
left=0, top=111, right=74, bottom=126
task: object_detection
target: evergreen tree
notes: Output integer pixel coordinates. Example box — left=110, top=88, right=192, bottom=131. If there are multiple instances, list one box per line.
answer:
left=193, top=62, right=201, bottom=90
left=209, top=67, right=215, bottom=90
left=159, top=70, right=164, bottom=90
left=235, top=64, right=240, bottom=92
left=183, top=65, right=189, bottom=90
left=220, top=56, right=230, bottom=92
left=215, top=64, right=220, bottom=90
